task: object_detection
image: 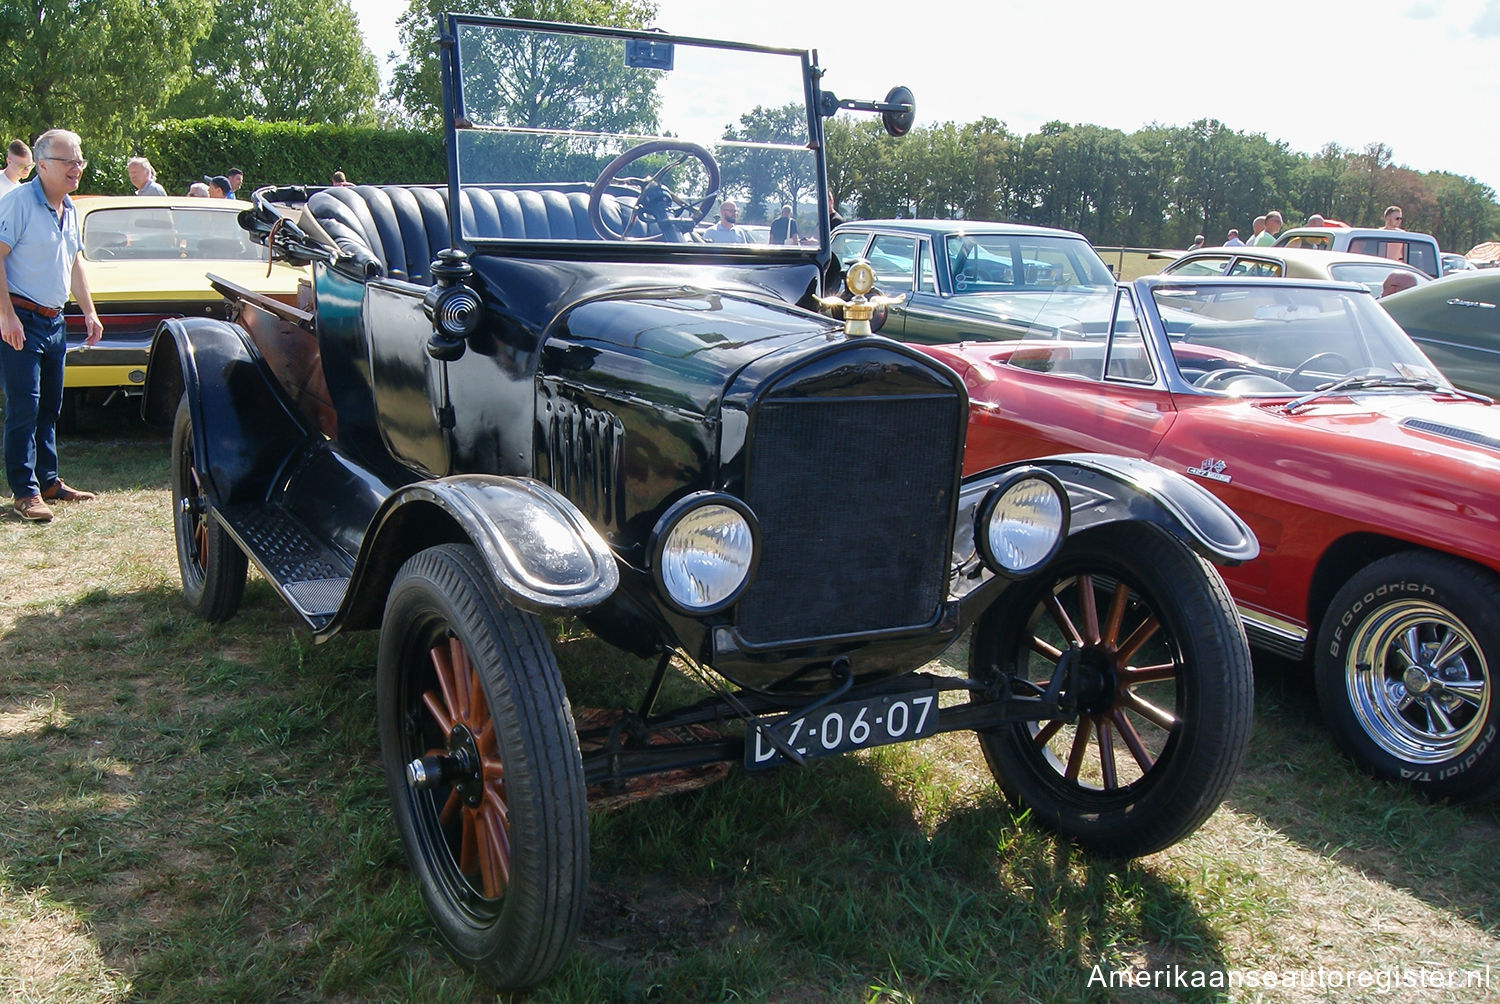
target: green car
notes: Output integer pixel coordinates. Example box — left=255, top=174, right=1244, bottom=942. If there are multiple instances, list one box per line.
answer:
left=829, top=219, right=1117, bottom=344
left=1379, top=269, right=1500, bottom=398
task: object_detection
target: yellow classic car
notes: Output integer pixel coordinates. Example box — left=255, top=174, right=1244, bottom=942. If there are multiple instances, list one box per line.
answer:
left=64, top=196, right=307, bottom=403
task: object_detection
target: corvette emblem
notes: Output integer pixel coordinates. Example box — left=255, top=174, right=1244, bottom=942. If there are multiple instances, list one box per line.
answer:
left=1187, top=458, right=1231, bottom=484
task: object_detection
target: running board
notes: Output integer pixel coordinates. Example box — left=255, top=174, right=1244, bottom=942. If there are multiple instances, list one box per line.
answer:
left=217, top=503, right=353, bottom=629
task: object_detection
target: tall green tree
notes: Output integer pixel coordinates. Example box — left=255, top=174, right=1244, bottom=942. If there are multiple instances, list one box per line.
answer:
left=163, top=0, right=378, bottom=124
left=0, top=0, right=210, bottom=150
left=388, top=0, right=657, bottom=128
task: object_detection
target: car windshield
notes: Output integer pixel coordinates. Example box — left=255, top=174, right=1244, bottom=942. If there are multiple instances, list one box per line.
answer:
left=945, top=234, right=1114, bottom=293
left=82, top=207, right=262, bottom=261
left=1152, top=283, right=1451, bottom=397
left=448, top=19, right=819, bottom=251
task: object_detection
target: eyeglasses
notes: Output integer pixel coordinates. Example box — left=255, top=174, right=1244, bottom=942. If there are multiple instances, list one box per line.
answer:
left=41, top=157, right=88, bottom=170
left=1392, top=216, right=1403, bottom=221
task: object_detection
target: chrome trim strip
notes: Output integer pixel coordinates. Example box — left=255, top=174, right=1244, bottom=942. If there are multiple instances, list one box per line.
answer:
left=1237, top=605, right=1307, bottom=643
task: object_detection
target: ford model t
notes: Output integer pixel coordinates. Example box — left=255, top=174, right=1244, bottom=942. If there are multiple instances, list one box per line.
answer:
left=143, top=15, right=1257, bottom=988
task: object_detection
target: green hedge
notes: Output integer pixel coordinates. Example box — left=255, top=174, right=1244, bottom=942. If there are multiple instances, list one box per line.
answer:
left=88, top=118, right=447, bottom=196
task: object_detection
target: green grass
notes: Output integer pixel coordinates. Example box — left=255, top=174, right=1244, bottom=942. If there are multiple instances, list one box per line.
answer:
left=1, top=399, right=1497, bottom=1003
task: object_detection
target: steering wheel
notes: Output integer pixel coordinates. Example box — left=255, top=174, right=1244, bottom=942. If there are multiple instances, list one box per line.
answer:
left=1194, top=368, right=1260, bottom=390
left=1287, top=351, right=1352, bottom=383
left=588, top=140, right=721, bottom=242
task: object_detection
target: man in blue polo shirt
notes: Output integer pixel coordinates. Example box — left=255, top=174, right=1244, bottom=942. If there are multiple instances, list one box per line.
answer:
left=0, top=128, right=103, bottom=522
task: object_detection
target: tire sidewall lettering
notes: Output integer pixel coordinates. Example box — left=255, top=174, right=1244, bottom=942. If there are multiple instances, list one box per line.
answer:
left=1328, top=580, right=1436, bottom=658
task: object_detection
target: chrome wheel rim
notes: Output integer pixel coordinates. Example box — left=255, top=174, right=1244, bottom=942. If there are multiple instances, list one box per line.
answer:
left=1345, top=600, right=1490, bottom=763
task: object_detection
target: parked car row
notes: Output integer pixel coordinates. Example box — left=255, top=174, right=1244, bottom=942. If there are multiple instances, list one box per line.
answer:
left=829, top=218, right=1500, bottom=808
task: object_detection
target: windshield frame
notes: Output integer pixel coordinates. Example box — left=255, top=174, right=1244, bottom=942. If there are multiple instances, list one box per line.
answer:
left=439, top=13, right=827, bottom=260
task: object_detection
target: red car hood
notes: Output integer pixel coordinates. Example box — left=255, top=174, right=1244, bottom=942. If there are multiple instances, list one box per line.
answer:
left=1258, top=394, right=1500, bottom=469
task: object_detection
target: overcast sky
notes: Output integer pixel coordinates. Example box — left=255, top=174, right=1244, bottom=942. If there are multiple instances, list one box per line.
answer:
left=355, top=0, right=1500, bottom=201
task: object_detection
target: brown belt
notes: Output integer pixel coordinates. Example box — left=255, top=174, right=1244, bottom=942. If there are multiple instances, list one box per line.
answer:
left=9, top=294, right=62, bottom=319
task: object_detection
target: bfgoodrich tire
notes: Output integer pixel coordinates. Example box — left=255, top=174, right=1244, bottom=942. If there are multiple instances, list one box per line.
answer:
left=969, top=523, right=1254, bottom=857
left=377, top=544, right=588, bottom=989
left=1315, top=552, right=1500, bottom=802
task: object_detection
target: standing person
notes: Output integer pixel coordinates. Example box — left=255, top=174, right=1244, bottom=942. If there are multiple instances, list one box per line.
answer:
left=0, top=129, right=102, bottom=522
left=1224, top=228, right=1244, bottom=246
left=1252, top=211, right=1281, bottom=245
left=187, top=182, right=209, bottom=197
left=0, top=140, right=33, bottom=198
left=702, top=200, right=747, bottom=243
left=205, top=175, right=231, bottom=199
left=126, top=156, right=166, bottom=196
left=331, top=170, right=355, bottom=187
left=1188, top=234, right=1205, bottom=250
left=1382, top=205, right=1404, bottom=230
left=827, top=191, right=845, bottom=230
left=226, top=167, right=243, bottom=199
left=769, top=204, right=799, bottom=245
left=1248, top=215, right=1266, bottom=244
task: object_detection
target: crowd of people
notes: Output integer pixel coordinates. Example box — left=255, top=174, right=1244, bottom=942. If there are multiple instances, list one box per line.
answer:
left=1209, top=205, right=1406, bottom=247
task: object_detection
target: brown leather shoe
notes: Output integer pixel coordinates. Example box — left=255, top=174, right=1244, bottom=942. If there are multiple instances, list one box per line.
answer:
left=13, top=495, right=53, bottom=522
left=41, top=478, right=95, bottom=502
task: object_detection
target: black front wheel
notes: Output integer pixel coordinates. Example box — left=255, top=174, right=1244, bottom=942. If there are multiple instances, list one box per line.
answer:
left=969, top=524, right=1253, bottom=857
left=377, top=544, right=588, bottom=989
left=1315, top=552, right=1500, bottom=802
left=170, top=398, right=247, bottom=622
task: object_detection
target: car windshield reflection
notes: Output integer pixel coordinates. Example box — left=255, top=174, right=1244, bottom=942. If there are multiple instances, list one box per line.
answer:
left=1152, top=283, right=1450, bottom=396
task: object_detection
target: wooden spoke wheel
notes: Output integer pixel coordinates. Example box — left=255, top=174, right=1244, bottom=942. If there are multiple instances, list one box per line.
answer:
left=378, top=544, right=587, bottom=989
left=970, top=524, right=1253, bottom=857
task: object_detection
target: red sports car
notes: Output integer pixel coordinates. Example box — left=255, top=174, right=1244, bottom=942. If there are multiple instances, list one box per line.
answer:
left=918, top=275, right=1500, bottom=801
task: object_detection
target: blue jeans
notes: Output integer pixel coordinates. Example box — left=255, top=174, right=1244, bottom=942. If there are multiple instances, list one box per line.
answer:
left=2, top=306, right=66, bottom=498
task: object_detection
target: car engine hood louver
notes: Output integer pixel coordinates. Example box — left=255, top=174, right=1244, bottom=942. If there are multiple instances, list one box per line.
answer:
left=1399, top=417, right=1500, bottom=453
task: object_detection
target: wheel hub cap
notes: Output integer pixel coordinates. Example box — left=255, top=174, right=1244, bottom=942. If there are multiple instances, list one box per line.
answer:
left=1346, top=599, right=1490, bottom=764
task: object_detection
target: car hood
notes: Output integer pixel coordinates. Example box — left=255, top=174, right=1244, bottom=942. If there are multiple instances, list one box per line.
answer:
left=78, top=259, right=307, bottom=302
left=1270, top=393, right=1500, bottom=465
left=544, top=286, right=849, bottom=415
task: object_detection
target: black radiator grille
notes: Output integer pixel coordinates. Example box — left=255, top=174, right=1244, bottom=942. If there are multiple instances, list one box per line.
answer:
left=736, top=394, right=960, bottom=644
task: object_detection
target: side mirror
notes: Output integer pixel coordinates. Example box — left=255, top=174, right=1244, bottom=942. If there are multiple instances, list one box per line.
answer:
left=819, top=86, right=917, bottom=137
left=880, top=87, right=915, bottom=137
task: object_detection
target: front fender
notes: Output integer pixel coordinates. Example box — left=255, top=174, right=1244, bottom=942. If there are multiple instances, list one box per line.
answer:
left=336, top=475, right=620, bottom=630
left=141, top=316, right=305, bottom=506
left=955, top=452, right=1258, bottom=581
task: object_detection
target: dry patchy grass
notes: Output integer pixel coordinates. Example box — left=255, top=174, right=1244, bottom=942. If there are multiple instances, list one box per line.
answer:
left=0, top=401, right=1497, bottom=1003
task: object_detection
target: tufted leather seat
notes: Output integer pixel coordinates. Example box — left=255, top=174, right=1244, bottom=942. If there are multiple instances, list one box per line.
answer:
left=305, top=185, right=646, bottom=283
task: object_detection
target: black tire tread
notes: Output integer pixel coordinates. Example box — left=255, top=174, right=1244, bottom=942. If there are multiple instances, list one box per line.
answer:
left=378, top=543, right=587, bottom=989
left=170, top=398, right=247, bottom=623
left=973, top=523, right=1254, bottom=857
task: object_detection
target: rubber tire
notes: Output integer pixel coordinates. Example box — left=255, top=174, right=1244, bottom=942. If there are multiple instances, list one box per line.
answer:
left=970, top=523, right=1254, bottom=858
left=377, top=544, right=588, bottom=989
left=170, top=397, right=247, bottom=622
left=1315, top=552, right=1500, bottom=802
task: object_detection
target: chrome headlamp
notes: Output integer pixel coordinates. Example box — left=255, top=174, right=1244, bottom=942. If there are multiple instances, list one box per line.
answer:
left=975, top=469, right=1069, bottom=577
left=650, top=492, right=759, bottom=614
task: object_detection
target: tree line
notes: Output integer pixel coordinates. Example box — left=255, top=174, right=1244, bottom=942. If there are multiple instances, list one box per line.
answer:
left=825, top=117, right=1500, bottom=253
left=2, top=0, right=1494, bottom=253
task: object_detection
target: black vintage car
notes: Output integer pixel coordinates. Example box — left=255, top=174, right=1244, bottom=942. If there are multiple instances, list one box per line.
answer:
left=143, top=15, right=1259, bottom=989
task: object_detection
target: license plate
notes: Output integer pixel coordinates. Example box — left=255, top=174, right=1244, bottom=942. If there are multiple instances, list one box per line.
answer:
left=745, top=690, right=939, bottom=769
